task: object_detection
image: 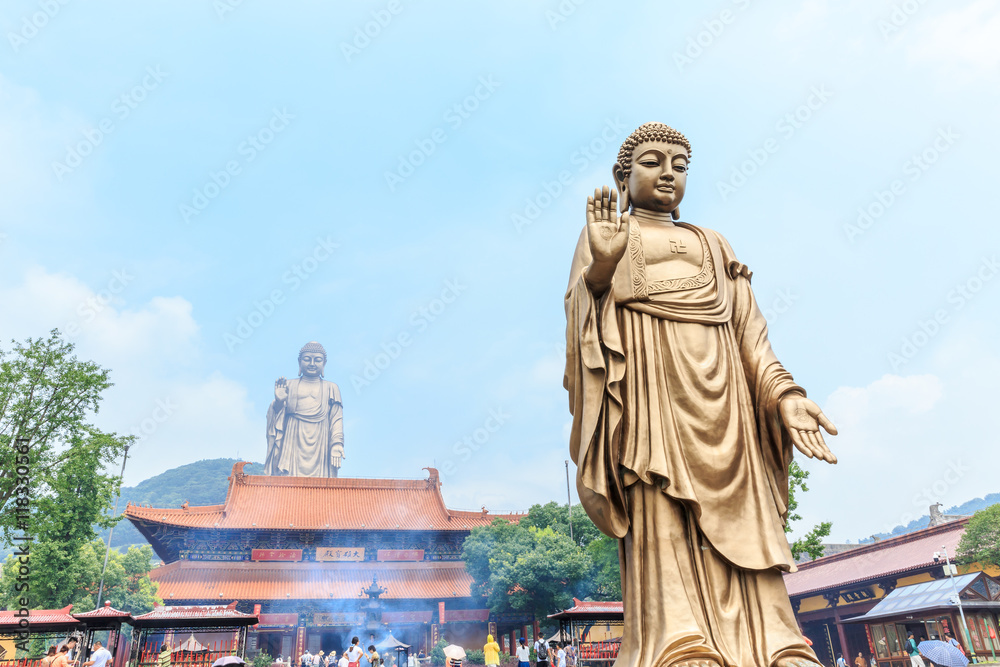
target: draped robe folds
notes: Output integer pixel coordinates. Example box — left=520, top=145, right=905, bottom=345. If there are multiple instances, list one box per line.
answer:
left=564, top=221, right=818, bottom=667
left=265, top=378, right=344, bottom=478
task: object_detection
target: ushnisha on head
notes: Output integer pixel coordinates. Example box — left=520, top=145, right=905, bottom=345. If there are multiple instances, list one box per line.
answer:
left=613, top=122, right=691, bottom=220
left=298, top=341, right=327, bottom=379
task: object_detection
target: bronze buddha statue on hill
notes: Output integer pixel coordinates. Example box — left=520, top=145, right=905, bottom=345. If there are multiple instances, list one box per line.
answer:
left=264, top=341, right=345, bottom=478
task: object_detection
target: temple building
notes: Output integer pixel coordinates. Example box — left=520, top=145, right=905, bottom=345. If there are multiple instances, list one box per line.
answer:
left=784, top=517, right=1000, bottom=665
left=126, top=464, right=530, bottom=660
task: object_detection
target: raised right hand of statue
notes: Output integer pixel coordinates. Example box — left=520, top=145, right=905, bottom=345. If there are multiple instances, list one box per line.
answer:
left=274, top=377, right=288, bottom=403
left=587, top=185, right=630, bottom=265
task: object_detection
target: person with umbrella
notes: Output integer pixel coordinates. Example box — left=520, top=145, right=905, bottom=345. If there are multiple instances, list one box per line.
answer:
left=442, top=646, right=464, bottom=667
left=944, top=632, right=966, bottom=657
left=916, top=637, right=970, bottom=667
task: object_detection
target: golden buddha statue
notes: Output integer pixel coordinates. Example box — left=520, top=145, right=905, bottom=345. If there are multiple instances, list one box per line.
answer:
left=564, top=123, right=837, bottom=667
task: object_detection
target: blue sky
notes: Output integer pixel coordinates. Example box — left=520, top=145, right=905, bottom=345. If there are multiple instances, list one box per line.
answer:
left=1, top=0, right=998, bottom=541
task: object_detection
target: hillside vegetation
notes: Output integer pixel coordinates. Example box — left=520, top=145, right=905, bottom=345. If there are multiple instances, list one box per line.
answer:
left=99, top=458, right=263, bottom=549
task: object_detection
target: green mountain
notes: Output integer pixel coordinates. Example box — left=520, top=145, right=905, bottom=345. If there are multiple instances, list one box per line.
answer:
left=99, top=458, right=263, bottom=549
left=858, top=493, right=1000, bottom=543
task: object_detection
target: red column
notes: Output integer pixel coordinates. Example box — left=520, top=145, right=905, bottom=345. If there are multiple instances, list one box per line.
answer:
left=834, top=609, right=849, bottom=661
left=294, top=627, right=306, bottom=662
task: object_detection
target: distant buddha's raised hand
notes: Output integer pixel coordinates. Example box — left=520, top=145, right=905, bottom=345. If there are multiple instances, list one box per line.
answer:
left=274, top=376, right=288, bottom=403
left=779, top=393, right=838, bottom=464
left=585, top=186, right=630, bottom=292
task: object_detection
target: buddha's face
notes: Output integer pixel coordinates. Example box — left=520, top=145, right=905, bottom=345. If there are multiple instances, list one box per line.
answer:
left=620, top=141, right=688, bottom=213
left=299, top=353, right=326, bottom=378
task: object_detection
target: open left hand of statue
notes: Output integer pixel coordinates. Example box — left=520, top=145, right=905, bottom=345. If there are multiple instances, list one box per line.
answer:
left=779, top=393, right=838, bottom=463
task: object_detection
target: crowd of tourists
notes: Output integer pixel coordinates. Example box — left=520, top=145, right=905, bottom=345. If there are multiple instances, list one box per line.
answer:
left=512, top=636, right=575, bottom=667
left=297, top=637, right=376, bottom=667
left=38, top=638, right=113, bottom=667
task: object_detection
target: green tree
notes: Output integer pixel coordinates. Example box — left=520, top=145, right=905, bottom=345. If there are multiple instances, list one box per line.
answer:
left=586, top=534, right=621, bottom=600
left=1, top=540, right=159, bottom=613
left=522, top=502, right=621, bottom=599
left=520, top=502, right=601, bottom=547
left=786, top=460, right=832, bottom=561
left=0, top=331, right=131, bottom=544
left=462, top=519, right=593, bottom=620
left=0, top=331, right=135, bottom=609
left=956, top=503, right=1000, bottom=569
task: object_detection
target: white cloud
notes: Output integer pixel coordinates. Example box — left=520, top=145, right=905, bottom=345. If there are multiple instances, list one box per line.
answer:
left=0, top=266, right=259, bottom=485
left=905, top=1, right=1000, bottom=82
left=795, top=326, right=999, bottom=542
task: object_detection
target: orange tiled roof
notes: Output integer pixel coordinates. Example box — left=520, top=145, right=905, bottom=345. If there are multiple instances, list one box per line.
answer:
left=549, top=598, right=623, bottom=617
left=783, top=518, right=968, bottom=597
left=74, top=602, right=132, bottom=619
left=0, top=605, right=77, bottom=628
left=150, top=560, right=476, bottom=600
left=125, top=465, right=520, bottom=532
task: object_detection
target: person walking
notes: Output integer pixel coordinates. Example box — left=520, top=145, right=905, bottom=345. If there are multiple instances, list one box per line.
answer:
left=835, top=654, right=846, bottom=667
left=40, top=647, right=58, bottom=667
left=555, top=644, right=566, bottom=667
left=515, top=638, right=530, bottom=667
left=853, top=653, right=866, bottom=667
left=562, top=642, right=575, bottom=667
left=83, top=642, right=112, bottom=667
left=534, top=639, right=547, bottom=667
left=301, top=650, right=313, bottom=667
left=483, top=635, right=500, bottom=667
left=905, top=632, right=925, bottom=667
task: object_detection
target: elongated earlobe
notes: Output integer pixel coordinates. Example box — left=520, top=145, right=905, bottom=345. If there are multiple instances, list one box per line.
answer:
left=612, top=163, right=629, bottom=213
left=671, top=208, right=680, bottom=221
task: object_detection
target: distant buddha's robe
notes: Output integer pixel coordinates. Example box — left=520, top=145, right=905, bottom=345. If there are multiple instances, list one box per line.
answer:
left=564, top=219, right=817, bottom=667
left=265, top=378, right=344, bottom=478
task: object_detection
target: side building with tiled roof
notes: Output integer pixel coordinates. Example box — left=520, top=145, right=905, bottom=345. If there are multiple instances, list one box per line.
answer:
left=783, top=518, right=1000, bottom=665
left=125, top=464, right=530, bottom=661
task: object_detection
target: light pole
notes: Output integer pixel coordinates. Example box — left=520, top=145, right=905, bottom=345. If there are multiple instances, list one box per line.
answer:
left=565, top=460, right=573, bottom=543
left=96, top=444, right=130, bottom=607
left=935, top=545, right=976, bottom=662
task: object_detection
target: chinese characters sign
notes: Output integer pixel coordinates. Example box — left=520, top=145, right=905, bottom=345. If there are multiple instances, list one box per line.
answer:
left=251, top=549, right=302, bottom=561
left=315, top=547, right=365, bottom=562
left=377, top=549, right=424, bottom=561
left=313, top=612, right=364, bottom=626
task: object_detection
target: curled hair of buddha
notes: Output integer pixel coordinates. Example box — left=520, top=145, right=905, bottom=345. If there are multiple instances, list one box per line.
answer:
left=617, top=122, right=692, bottom=178
left=298, top=340, right=327, bottom=361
